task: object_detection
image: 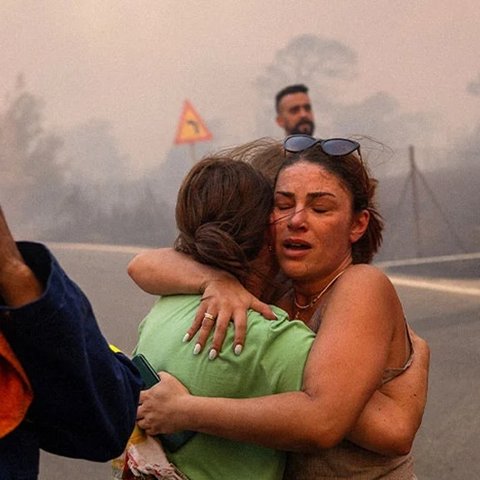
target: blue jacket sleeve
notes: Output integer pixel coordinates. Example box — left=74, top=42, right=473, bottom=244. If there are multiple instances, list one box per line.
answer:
left=0, top=242, right=143, bottom=461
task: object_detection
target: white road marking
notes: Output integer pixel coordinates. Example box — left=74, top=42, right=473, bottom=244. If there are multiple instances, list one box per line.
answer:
left=377, top=252, right=480, bottom=268
left=48, top=242, right=148, bottom=255
left=48, top=242, right=480, bottom=297
left=388, top=275, right=480, bottom=297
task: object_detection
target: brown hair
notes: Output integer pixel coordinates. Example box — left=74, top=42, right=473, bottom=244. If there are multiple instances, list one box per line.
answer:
left=277, top=145, right=384, bottom=264
left=211, top=137, right=284, bottom=186
left=174, top=155, right=273, bottom=283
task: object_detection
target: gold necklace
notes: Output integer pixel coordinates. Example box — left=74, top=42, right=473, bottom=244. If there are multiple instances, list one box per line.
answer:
left=294, top=269, right=347, bottom=319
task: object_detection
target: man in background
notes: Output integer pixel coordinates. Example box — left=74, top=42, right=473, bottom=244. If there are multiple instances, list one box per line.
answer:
left=275, top=84, right=315, bottom=136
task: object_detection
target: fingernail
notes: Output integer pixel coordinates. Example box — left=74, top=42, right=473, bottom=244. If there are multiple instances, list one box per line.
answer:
left=208, top=349, right=218, bottom=361
left=234, top=344, right=243, bottom=356
left=182, top=333, right=190, bottom=343
left=193, top=343, right=202, bottom=355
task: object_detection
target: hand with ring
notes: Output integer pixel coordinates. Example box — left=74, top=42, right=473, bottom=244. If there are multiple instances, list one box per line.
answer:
left=182, top=274, right=276, bottom=359
left=201, top=312, right=216, bottom=325
left=192, top=312, right=217, bottom=358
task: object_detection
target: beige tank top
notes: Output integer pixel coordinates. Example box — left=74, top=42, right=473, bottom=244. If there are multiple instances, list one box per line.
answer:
left=284, top=297, right=417, bottom=479
left=284, top=440, right=416, bottom=479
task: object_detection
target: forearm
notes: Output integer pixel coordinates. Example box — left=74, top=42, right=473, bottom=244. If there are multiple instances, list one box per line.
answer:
left=0, top=207, right=43, bottom=306
left=182, top=388, right=423, bottom=456
left=0, top=262, right=43, bottom=306
left=181, top=385, right=424, bottom=456
left=128, top=247, right=224, bottom=295
left=164, top=389, right=344, bottom=452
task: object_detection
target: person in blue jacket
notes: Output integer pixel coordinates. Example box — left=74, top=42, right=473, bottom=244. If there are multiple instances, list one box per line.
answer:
left=0, top=206, right=143, bottom=480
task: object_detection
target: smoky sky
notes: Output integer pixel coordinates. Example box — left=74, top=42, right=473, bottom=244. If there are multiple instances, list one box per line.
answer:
left=1, top=0, right=480, bottom=171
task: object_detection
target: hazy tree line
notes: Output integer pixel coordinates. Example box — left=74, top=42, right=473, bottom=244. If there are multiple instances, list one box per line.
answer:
left=1, top=35, right=479, bottom=260
left=1, top=76, right=175, bottom=247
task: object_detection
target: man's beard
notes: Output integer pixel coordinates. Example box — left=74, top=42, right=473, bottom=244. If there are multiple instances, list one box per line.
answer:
left=289, top=120, right=315, bottom=136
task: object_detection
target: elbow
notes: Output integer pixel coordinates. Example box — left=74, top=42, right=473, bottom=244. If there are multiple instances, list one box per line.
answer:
left=382, top=441, right=412, bottom=457
left=127, top=253, right=152, bottom=292
left=89, top=416, right=137, bottom=461
left=391, top=424, right=416, bottom=456
left=380, top=424, right=416, bottom=456
left=387, top=409, right=424, bottom=456
left=89, top=442, right=126, bottom=462
left=83, top=438, right=130, bottom=462
left=300, top=421, right=347, bottom=452
left=106, top=430, right=135, bottom=460
left=395, top=442, right=413, bottom=457
left=127, top=254, right=142, bottom=281
left=293, top=402, right=354, bottom=452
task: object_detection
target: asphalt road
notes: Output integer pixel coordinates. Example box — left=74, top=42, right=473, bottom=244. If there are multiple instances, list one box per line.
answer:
left=38, top=245, right=480, bottom=480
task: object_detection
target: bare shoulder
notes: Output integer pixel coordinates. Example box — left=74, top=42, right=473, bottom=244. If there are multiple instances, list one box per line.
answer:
left=333, top=264, right=401, bottom=310
left=341, top=264, right=394, bottom=288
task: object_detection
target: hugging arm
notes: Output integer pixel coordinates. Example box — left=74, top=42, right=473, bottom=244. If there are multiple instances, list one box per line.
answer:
left=128, top=248, right=276, bottom=352
left=138, top=268, right=429, bottom=455
left=128, top=248, right=216, bottom=296
left=140, top=343, right=428, bottom=456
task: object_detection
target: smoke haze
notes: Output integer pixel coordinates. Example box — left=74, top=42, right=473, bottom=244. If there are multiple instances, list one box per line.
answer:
left=1, top=0, right=479, bottom=257
left=2, top=0, right=480, bottom=169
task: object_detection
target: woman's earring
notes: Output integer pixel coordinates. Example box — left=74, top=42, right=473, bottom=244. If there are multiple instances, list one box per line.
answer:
left=268, top=244, right=274, bottom=253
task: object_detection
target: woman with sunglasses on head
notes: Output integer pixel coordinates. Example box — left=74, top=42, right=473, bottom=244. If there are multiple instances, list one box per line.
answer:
left=131, top=136, right=429, bottom=479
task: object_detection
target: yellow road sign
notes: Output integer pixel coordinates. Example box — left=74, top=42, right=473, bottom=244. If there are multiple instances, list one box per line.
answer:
left=174, top=100, right=212, bottom=144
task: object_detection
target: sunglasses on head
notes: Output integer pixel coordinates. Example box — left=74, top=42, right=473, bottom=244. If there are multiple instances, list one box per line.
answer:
left=284, top=134, right=360, bottom=157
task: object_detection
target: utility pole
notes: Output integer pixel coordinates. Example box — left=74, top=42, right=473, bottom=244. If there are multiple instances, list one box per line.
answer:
left=387, top=145, right=467, bottom=259
left=409, top=146, right=422, bottom=257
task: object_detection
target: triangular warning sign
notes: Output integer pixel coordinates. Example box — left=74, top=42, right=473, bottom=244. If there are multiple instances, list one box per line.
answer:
left=174, top=100, right=213, bottom=145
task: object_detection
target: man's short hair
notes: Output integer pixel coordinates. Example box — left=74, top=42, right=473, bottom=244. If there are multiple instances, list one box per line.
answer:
left=275, top=84, right=309, bottom=113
